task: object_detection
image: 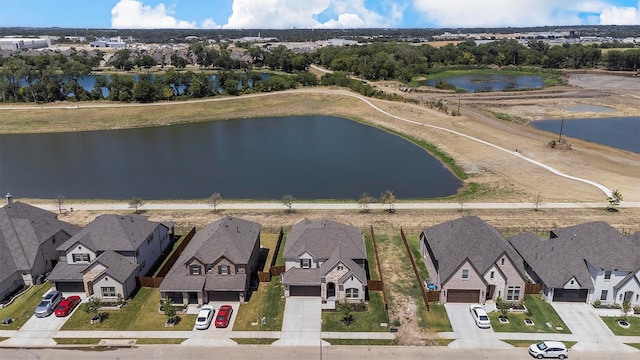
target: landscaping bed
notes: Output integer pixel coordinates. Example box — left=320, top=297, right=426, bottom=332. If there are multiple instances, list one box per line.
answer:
left=322, top=291, right=388, bottom=332
left=489, top=295, right=570, bottom=333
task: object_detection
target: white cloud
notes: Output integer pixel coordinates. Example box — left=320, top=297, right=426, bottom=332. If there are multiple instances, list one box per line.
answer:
left=599, top=1, right=640, bottom=25
left=111, top=0, right=196, bottom=29
left=201, top=18, right=222, bottom=29
left=223, top=0, right=391, bottom=29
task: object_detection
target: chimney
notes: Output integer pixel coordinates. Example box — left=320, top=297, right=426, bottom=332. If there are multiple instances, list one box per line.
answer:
left=6, top=193, right=12, bottom=206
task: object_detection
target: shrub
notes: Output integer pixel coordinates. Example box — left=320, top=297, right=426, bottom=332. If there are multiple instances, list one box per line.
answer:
left=594, top=300, right=601, bottom=308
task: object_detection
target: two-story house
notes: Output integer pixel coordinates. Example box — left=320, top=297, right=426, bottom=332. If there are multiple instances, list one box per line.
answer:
left=0, top=199, right=80, bottom=301
left=509, top=221, right=640, bottom=306
left=281, top=219, right=367, bottom=304
left=420, top=216, right=528, bottom=304
left=159, top=216, right=261, bottom=305
left=48, top=214, right=174, bottom=300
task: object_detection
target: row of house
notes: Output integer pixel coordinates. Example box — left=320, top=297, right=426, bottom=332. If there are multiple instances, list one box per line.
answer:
left=1, top=200, right=639, bottom=310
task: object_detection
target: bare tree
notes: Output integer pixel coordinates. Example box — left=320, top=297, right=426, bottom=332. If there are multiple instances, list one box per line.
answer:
left=358, top=192, right=373, bottom=213
left=457, top=196, right=465, bottom=213
left=380, top=190, right=396, bottom=213
left=208, top=192, right=222, bottom=214
left=607, top=189, right=623, bottom=212
left=55, top=195, right=66, bottom=214
left=129, top=197, right=143, bottom=214
left=282, top=194, right=295, bottom=214
left=533, top=193, right=543, bottom=212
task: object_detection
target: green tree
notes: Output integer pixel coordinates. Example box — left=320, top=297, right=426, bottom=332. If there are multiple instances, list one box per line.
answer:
left=358, top=192, right=373, bottom=213
left=129, top=197, right=144, bottom=213
left=607, top=189, right=623, bottom=211
left=84, top=296, right=102, bottom=321
left=133, top=73, right=158, bottom=103
left=338, top=301, right=354, bottom=326
left=380, top=190, right=396, bottom=213
left=163, top=297, right=177, bottom=324
left=282, top=194, right=295, bottom=214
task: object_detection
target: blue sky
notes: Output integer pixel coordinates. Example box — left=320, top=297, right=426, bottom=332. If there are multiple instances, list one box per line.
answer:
left=1, top=0, right=639, bottom=29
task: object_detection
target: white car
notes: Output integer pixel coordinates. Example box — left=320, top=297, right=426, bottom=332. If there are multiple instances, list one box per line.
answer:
left=469, top=304, right=491, bottom=328
left=194, top=305, right=215, bottom=330
left=529, top=341, right=568, bottom=359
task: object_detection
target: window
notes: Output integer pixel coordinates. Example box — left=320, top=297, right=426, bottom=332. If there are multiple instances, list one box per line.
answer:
left=600, top=290, right=608, bottom=301
left=101, top=287, right=116, bottom=297
left=300, top=259, right=311, bottom=268
left=490, top=271, right=495, bottom=279
left=337, top=265, right=344, bottom=271
left=461, top=269, right=469, bottom=279
left=507, top=286, right=521, bottom=301
left=219, top=265, right=230, bottom=275
left=604, top=271, right=612, bottom=280
left=500, top=258, right=505, bottom=266
left=570, top=280, right=574, bottom=285
left=72, top=253, right=90, bottom=263
left=189, top=264, right=201, bottom=275
left=345, top=288, right=359, bottom=298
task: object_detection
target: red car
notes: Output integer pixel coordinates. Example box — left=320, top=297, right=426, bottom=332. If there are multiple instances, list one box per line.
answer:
left=214, top=305, right=233, bottom=328
left=54, top=296, right=81, bottom=317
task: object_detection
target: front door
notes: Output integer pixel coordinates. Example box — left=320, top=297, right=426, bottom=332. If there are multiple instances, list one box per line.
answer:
left=327, top=282, right=336, bottom=298
left=486, top=285, right=495, bottom=300
left=624, top=291, right=633, bottom=302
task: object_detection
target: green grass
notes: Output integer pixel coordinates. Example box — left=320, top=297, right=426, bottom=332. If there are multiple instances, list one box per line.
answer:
left=233, top=278, right=285, bottom=331
left=323, top=339, right=398, bottom=345
left=405, top=234, right=429, bottom=281
left=601, top=316, right=640, bottom=336
left=0, top=337, right=8, bottom=342
left=424, top=302, right=453, bottom=332
left=322, top=291, right=388, bottom=332
left=231, top=338, right=278, bottom=345
left=489, top=111, right=527, bottom=125
left=260, top=233, right=280, bottom=271
left=61, top=287, right=195, bottom=331
left=489, top=295, right=570, bottom=333
left=151, top=234, right=187, bottom=277
left=54, top=338, right=186, bottom=345
left=274, top=236, right=287, bottom=267
left=626, top=343, right=640, bottom=350
left=503, top=340, right=576, bottom=348
left=0, top=283, right=51, bottom=330
left=364, top=233, right=380, bottom=281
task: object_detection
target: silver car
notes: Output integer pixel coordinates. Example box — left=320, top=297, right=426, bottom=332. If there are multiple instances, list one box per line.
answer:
left=34, top=290, right=63, bottom=318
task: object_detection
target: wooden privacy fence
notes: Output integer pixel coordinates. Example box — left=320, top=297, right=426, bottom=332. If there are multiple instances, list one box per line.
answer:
left=155, top=227, right=197, bottom=278
left=367, top=280, right=384, bottom=291
left=369, top=226, right=390, bottom=316
left=137, top=276, right=164, bottom=288
left=400, top=227, right=430, bottom=312
left=525, top=282, right=542, bottom=294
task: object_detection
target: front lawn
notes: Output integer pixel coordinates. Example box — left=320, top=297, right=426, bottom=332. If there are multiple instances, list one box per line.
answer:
left=601, top=316, right=640, bottom=336
left=425, top=302, right=452, bottom=332
left=323, top=339, right=397, bottom=345
left=0, top=283, right=51, bottom=330
left=61, top=287, right=195, bottom=331
left=231, top=338, right=278, bottom=345
left=233, top=278, right=285, bottom=331
left=322, top=291, right=388, bottom=332
left=489, top=295, right=570, bottom=333
left=503, top=340, right=577, bottom=348
left=54, top=338, right=186, bottom=345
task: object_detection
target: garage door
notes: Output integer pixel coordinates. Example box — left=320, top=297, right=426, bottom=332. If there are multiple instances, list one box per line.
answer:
left=54, top=281, right=85, bottom=293
left=446, top=289, right=480, bottom=303
left=207, top=291, right=240, bottom=302
left=289, top=286, right=321, bottom=297
left=553, top=289, right=588, bottom=302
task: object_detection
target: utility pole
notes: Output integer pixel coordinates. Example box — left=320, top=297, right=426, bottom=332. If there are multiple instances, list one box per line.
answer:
left=558, top=117, right=564, bottom=142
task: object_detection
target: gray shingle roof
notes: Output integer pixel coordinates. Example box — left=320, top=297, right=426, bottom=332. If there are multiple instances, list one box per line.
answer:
left=281, top=268, right=322, bottom=286
left=57, top=214, right=165, bottom=253
left=86, top=250, right=138, bottom=284
left=204, top=273, right=247, bottom=291
left=319, top=247, right=367, bottom=285
left=422, top=216, right=526, bottom=284
left=159, top=216, right=260, bottom=293
left=284, top=219, right=365, bottom=261
left=0, top=202, right=80, bottom=283
left=48, top=262, right=86, bottom=281
left=509, top=221, right=640, bottom=289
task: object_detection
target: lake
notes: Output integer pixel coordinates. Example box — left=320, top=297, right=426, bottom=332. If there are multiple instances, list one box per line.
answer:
left=422, top=74, right=544, bottom=92
left=530, top=117, right=640, bottom=154
left=0, top=116, right=462, bottom=200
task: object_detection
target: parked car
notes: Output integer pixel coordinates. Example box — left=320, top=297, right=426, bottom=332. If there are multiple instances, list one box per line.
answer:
left=215, top=305, right=233, bottom=328
left=529, top=341, right=569, bottom=359
left=194, top=305, right=215, bottom=330
left=469, top=304, right=491, bottom=328
left=34, top=290, right=63, bottom=318
left=54, top=296, right=81, bottom=317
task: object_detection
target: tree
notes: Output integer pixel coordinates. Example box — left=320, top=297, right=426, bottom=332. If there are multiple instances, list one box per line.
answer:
left=55, top=195, right=65, bottom=214
left=607, top=189, right=623, bottom=211
left=358, top=192, right=373, bottom=213
left=208, top=192, right=222, bottom=214
left=338, top=300, right=354, bottom=326
left=533, top=193, right=543, bottom=212
left=621, top=300, right=632, bottom=321
left=380, top=190, right=396, bottom=213
left=282, top=194, right=295, bottom=214
left=129, top=197, right=143, bottom=213
left=163, top=297, right=178, bottom=324
left=84, top=296, right=102, bottom=322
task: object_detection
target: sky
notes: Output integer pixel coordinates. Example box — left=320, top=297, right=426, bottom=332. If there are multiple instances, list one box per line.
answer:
left=0, top=0, right=639, bottom=29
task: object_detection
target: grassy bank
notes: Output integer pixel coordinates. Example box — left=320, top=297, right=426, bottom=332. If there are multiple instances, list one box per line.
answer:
left=421, top=67, right=564, bottom=87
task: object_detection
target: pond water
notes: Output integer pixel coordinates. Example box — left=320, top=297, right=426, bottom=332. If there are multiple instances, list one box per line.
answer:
left=563, top=104, right=616, bottom=113
left=530, top=117, right=640, bottom=154
left=421, top=74, right=544, bottom=92
left=0, top=116, right=462, bottom=200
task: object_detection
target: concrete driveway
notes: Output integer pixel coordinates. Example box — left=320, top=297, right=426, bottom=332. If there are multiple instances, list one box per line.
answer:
left=273, top=297, right=328, bottom=346
left=182, top=302, right=239, bottom=346
left=444, top=303, right=512, bottom=349
left=551, top=302, right=637, bottom=353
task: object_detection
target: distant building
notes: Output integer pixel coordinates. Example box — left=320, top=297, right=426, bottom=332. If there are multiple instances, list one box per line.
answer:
left=90, top=36, right=126, bottom=49
left=0, top=37, right=51, bottom=51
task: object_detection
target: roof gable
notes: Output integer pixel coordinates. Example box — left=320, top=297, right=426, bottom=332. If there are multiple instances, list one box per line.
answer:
left=284, top=219, right=365, bottom=261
